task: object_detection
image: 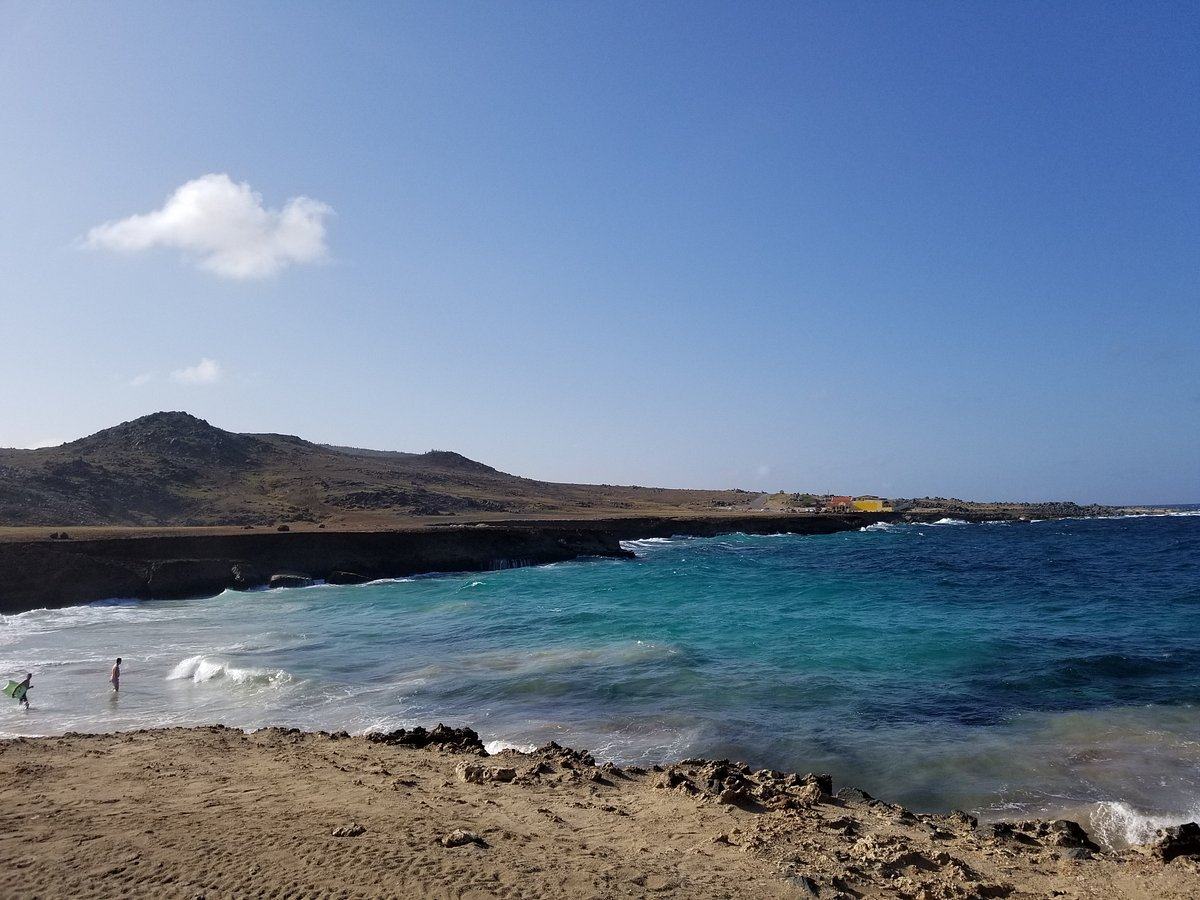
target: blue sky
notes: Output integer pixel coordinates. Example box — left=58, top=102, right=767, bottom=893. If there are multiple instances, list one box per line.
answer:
left=1, top=2, right=1196, bottom=503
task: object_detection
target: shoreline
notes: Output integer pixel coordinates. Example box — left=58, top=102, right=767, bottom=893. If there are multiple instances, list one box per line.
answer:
left=1, top=725, right=1195, bottom=898
left=0, top=509, right=1157, bottom=614
left=0, top=512, right=897, bottom=614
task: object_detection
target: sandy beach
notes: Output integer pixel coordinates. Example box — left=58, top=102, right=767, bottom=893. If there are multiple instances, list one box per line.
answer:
left=1, top=725, right=1196, bottom=899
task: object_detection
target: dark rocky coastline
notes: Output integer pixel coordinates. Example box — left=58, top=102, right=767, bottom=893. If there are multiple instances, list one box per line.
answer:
left=0, top=513, right=900, bottom=613
left=0, top=509, right=1125, bottom=614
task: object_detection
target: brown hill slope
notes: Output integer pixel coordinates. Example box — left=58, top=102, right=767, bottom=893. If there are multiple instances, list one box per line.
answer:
left=0, top=412, right=756, bottom=526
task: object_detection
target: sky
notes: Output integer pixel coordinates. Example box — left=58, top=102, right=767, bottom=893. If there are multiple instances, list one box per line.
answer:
left=0, top=2, right=1196, bottom=504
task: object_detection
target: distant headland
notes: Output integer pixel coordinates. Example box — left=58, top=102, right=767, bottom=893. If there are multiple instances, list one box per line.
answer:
left=0, top=411, right=1165, bottom=613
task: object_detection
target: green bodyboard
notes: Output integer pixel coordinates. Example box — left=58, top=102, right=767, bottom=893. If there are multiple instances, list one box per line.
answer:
left=4, top=681, right=26, bottom=701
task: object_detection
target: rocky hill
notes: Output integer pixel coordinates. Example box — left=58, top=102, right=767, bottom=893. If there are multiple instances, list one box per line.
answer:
left=0, top=412, right=756, bottom=526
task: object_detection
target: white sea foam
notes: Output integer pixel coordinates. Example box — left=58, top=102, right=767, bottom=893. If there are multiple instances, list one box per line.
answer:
left=1087, top=800, right=1200, bottom=848
left=620, top=537, right=678, bottom=556
left=484, top=739, right=538, bottom=755
left=620, top=537, right=674, bottom=548
left=859, top=521, right=898, bottom=532
left=166, top=654, right=292, bottom=687
left=926, top=518, right=969, bottom=526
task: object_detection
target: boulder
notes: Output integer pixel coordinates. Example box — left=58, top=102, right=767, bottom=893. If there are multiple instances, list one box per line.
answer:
left=656, top=770, right=696, bottom=792
left=974, top=822, right=1014, bottom=842
left=836, top=787, right=875, bottom=804
left=441, top=829, right=486, bottom=848
left=535, top=741, right=596, bottom=767
left=792, top=781, right=824, bottom=808
left=802, top=772, right=833, bottom=796
left=948, top=809, right=978, bottom=829
left=1150, top=822, right=1200, bottom=861
left=456, top=763, right=517, bottom=784
left=366, top=723, right=485, bottom=754
left=1045, top=819, right=1098, bottom=850
left=331, top=823, right=365, bottom=837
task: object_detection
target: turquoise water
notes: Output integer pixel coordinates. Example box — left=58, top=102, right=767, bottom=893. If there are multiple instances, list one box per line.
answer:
left=2, top=514, right=1198, bottom=846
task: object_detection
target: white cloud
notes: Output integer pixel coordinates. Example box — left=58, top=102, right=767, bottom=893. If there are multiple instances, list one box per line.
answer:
left=170, top=358, right=223, bottom=385
left=129, top=372, right=154, bottom=387
left=86, top=173, right=332, bottom=279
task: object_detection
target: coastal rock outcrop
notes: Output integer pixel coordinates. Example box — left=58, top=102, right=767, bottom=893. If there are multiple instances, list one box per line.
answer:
left=973, top=818, right=1099, bottom=852
left=366, top=724, right=485, bottom=754
left=1152, top=823, right=1200, bottom=861
left=652, top=758, right=832, bottom=811
left=0, top=523, right=636, bottom=613
left=456, top=763, right=517, bottom=784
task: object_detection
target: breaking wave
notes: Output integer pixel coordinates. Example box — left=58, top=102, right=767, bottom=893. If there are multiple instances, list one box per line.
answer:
left=1086, top=800, right=1200, bottom=849
left=166, top=655, right=293, bottom=688
left=860, top=521, right=900, bottom=532
left=484, top=738, right=538, bottom=755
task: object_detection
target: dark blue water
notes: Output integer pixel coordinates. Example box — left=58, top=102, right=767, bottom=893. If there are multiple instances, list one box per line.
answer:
left=3, top=514, right=1198, bottom=846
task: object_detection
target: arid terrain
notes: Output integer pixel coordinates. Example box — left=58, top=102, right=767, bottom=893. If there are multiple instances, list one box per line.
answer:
left=0, top=727, right=1195, bottom=899
left=0, top=412, right=760, bottom=527
left=0, top=411, right=1133, bottom=530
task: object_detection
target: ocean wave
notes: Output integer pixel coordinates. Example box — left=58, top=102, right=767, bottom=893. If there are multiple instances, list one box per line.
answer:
left=926, top=518, right=969, bottom=526
left=484, top=738, right=539, bottom=755
left=620, top=537, right=679, bottom=556
left=0, top=601, right=160, bottom=643
left=166, top=654, right=293, bottom=688
left=620, top=537, right=675, bottom=549
left=1111, top=510, right=1200, bottom=519
left=1087, top=800, right=1200, bottom=848
left=859, top=522, right=899, bottom=532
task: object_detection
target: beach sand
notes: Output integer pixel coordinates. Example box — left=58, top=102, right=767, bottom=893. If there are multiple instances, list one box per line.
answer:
left=1, top=726, right=1196, bottom=899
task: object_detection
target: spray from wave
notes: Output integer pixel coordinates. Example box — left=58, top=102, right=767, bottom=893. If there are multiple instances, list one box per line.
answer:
left=167, top=655, right=293, bottom=688
left=1086, top=800, right=1200, bottom=849
left=860, top=521, right=899, bottom=533
left=484, top=739, right=539, bottom=755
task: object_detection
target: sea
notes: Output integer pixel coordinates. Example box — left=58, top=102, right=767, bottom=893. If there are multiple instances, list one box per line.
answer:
left=2, top=513, right=1198, bottom=848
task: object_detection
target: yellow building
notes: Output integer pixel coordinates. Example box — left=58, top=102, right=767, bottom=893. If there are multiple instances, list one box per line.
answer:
left=852, top=498, right=889, bottom=512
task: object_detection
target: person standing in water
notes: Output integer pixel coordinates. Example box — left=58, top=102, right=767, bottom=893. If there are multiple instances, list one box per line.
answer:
left=12, top=673, right=32, bottom=709
left=110, top=658, right=121, bottom=694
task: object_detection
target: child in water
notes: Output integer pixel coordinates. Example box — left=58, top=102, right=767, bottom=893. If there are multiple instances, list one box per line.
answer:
left=110, top=658, right=121, bottom=693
